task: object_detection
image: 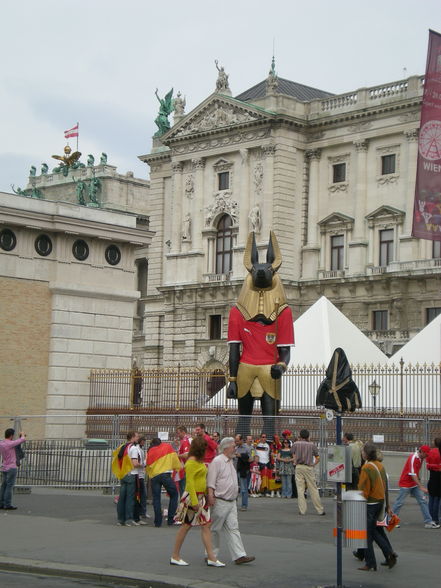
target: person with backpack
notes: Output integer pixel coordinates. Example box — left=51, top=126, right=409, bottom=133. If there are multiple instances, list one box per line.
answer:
left=0, top=428, right=26, bottom=510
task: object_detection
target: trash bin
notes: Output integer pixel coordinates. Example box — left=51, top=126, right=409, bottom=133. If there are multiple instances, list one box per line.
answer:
left=334, top=490, right=367, bottom=548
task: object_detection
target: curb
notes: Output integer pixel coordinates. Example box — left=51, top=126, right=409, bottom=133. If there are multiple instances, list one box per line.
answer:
left=0, top=557, right=230, bottom=588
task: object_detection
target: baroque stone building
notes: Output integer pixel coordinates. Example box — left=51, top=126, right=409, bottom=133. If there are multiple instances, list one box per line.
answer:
left=137, top=69, right=440, bottom=365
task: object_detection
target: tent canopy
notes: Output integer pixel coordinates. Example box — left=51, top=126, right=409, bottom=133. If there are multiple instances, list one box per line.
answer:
left=290, top=296, right=387, bottom=367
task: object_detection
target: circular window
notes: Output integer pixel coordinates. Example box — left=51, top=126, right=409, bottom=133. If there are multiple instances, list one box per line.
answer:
left=105, top=244, right=121, bottom=266
left=0, top=228, right=17, bottom=251
left=35, top=234, right=52, bottom=257
left=72, top=239, right=89, bottom=261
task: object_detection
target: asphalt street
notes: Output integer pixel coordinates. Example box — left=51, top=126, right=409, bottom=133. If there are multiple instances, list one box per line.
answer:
left=0, top=488, right=439, bottom=587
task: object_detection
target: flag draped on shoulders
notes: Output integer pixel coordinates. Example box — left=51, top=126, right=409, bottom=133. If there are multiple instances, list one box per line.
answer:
left=111, top=443, right=133, bottom=480
left=147, top=443, right=181, bottom=478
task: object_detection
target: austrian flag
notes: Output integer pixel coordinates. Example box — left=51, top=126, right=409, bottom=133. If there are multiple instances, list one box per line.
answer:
left=64, top=124, right=79, bottom=139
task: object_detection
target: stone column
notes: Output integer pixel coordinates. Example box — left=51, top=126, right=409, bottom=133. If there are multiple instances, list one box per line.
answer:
left=306, top=149, right=321, bottom=247
left=403, top=129, right=421, bottom=255
left=302, top=149, right=321, bottom=280
left=350, top=140, right=369, bottom=273
left=261, top=143, right=276, bottom=234
left=239, top=148, right=250, bottom=242
left=170, top=162, right=183, bottom=254
left=191, top=158, right=206, bottom=252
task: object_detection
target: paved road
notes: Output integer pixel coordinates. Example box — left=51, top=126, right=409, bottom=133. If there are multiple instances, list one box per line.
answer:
left=0, top=488, right=440, bottom=587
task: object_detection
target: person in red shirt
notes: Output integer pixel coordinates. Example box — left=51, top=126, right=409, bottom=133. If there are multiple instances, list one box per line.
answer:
left=194, top=424, right=218, bottom=465
left=426, top=437, right=441, bottom=525
left=175, top=426, right=192, bottom=496
left=392, top=445, right=440, bottom=528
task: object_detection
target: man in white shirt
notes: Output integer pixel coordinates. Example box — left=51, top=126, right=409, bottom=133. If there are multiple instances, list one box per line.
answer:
left=117, top=431, right=143, bottom=526
left=207, top=437, right=255, bottom=565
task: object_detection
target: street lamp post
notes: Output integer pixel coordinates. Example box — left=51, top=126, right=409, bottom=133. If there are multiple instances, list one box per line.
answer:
left=368, top=380, right=381, bottom=412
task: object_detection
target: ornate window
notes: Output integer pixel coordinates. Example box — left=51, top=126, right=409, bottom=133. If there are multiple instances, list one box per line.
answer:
left=373, top=310, right=388, bottom=331
left=209, top=314, right=222, bottom=339
left=333, top=163, right=346, bottom=183
left=432, top=241, right=441, bottom=258
left=35, top=234, right=52, bottom=257
left=218, top=172, right=229, bottom=191
left=328, top=153, right=349, bottom=193
left=330, top=235, right=344, bottom=270
left=105, top=244, right=121, bottom=266
left=72, top=239, right=89, bottom=261
left=381, top=154, right=396, bottom=175
left=215, top=214, right=233, bottom=274
left=0, top=228, right=17, bottom=252
left=377, top=145, right=400, bottom=184
left=379, top=229, right=394, bottom=266
left=318, top=213, right=353, bottom=278
left=426, top=307, right=441, bottom=325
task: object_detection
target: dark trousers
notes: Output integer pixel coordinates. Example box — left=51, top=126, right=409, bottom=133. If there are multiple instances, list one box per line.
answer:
left=237, top=392, right=280, bottom=438
left=0, top=468, right=18, bottom=508
left=151, top=472, right=178, bottom=527
left=178, top=476, right=186, bottom=497
left=365, top=502, right=394, bottom=569
left=117, top=474, right=136, bottom=523
left=429, top=495, right=440, bottom=524
left=135, top=477, right=147, bottom=520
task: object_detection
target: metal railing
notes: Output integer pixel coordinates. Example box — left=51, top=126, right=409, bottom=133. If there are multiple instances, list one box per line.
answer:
left=8, top=413, right=441, bottom=490
left=89, top=361, right=441, bottom=414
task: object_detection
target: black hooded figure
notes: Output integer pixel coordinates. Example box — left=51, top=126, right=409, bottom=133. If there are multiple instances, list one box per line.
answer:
left=316, top=348, right=362, bottom=412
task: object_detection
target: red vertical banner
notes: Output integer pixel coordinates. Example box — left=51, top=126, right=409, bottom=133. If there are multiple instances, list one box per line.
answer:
left=412, top=30, right=441, bottom=241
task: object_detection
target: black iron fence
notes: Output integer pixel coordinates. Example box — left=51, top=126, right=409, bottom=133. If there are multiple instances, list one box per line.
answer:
left=9, top=413, right=441, bottom=490
left=89, top=361, right=441, bottom=414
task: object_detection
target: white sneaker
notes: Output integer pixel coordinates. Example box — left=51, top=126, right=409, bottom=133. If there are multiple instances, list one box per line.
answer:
left=170, top=558, right=189, bottom=566
left=127, top=520, right=140, bottom=526
left=270, top=491, right=275, bottom=498
left=207, top=559, right=226, bottom=567
left=137, top=520, right=148, bottom=525
left=276, top=492, right=281, bottom=498
left=424, top=522, right=440, bottom=528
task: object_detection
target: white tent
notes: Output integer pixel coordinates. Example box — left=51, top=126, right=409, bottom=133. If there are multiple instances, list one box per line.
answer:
left=388, top=314, right=441, bottom=366
left=289, top=296, right=387, bottom=367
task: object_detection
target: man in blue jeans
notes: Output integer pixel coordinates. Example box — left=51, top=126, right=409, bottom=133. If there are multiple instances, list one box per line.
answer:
left=116, top=431, right=143, bottom=526
left=0, top=428, right=26, bottom=510
left=146, top=438, right=181, bottom=527
left=392, top=445, right=440, bottom=529
left=235, top=434, right=251, bottom=511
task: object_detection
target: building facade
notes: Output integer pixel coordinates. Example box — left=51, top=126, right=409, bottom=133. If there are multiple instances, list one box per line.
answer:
left=137, top=71, right=441, bottom=366
left=0, top=166, right=153, bottom=437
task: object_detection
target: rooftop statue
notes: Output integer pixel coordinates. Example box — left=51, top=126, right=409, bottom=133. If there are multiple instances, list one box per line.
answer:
left=215, top=60, right=230, bottom=93
left=154, top=88, right=174, bottom=137
left=100, top=152, right=107, bottom=165
left=41, top=163, right=49, bottom=175
left=11, top=185, right=43, bottom=199
left=87, top=154, right=95, bottom=167
left=52, top=145, right=82, bottom=168
left=174, top=91, right=186, bottom=117
left=29, top=166, right=37, bottom=177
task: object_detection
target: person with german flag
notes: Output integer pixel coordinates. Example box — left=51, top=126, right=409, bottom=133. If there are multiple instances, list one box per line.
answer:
left=147, top=437, right=181, bottom=527
left=112, top=431, right=142, bottom=526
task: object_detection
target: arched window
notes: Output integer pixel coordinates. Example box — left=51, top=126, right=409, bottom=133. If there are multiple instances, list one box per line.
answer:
left=216, top=214, right=233, bottom=274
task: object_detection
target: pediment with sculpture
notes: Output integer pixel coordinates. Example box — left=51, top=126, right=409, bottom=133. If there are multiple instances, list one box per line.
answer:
left=164, top=97, right=271, bottom=142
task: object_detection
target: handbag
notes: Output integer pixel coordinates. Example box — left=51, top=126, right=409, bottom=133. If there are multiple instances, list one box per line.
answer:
left=369, top=462, right=399, bottom=532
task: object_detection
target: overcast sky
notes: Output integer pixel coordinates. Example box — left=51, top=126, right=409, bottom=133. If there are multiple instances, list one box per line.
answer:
left=1, top=0, right=439, bottom=192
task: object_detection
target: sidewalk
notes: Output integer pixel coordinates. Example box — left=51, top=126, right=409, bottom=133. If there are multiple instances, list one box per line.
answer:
left=0, top=488, right=440, bottom=587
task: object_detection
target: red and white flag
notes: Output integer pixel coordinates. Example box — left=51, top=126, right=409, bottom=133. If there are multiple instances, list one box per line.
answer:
left=64, top=123, right=79, bottom=139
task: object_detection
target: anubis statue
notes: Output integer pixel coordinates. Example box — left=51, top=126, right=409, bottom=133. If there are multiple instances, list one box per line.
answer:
left=227, top=231, right=294, bottom=438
